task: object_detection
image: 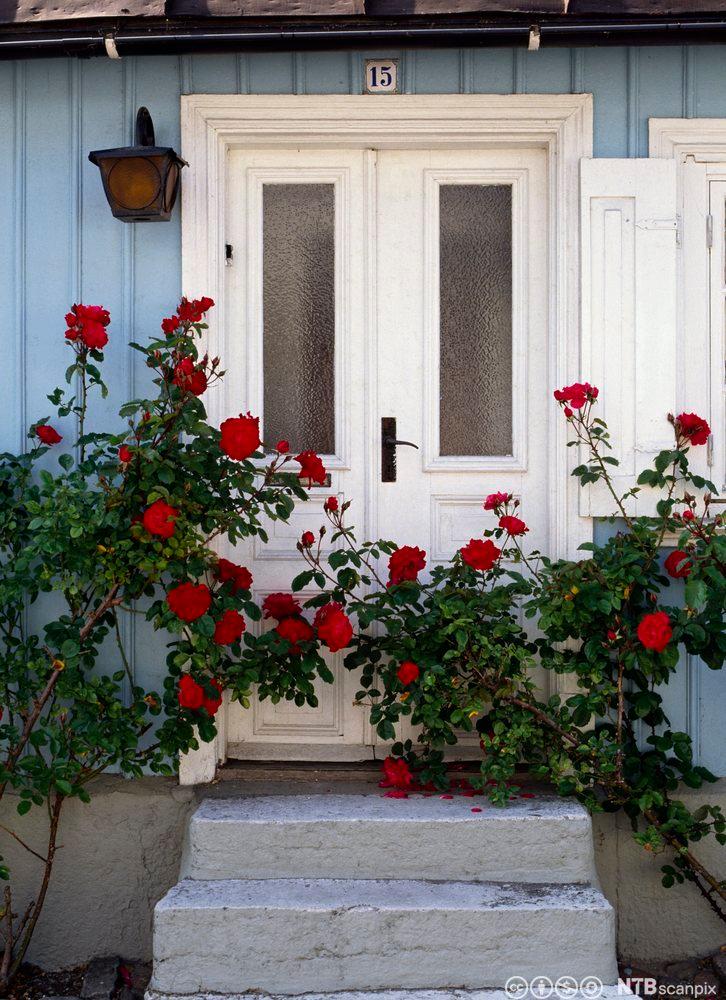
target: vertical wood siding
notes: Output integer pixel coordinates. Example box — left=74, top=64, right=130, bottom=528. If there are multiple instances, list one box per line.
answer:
left=2, top=46, right=724, bottom=770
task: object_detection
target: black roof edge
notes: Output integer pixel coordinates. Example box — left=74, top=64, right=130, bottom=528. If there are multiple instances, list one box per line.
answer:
left=2, top=14, right=726, bottom=58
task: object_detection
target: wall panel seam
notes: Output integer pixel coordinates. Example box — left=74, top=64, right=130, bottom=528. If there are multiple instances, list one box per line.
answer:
left=627, top=47, right=639, bottom=157
left=14, top=60, right=27, bottom=454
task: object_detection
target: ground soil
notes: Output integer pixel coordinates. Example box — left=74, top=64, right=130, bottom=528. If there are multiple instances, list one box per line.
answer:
left=3, top=963, right=86, bottom=1000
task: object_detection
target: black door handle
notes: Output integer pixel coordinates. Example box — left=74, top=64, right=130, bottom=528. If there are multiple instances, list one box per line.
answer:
left=382, top=418, right=418, bottom=482
left=383, top=436, right=419, bottom=449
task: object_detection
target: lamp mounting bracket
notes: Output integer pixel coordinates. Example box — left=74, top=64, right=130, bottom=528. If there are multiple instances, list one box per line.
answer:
left=135, top=107, right=155, bottom=147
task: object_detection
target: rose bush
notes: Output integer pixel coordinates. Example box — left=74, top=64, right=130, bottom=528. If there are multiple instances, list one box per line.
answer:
left=251, top=392, right=725, bottom=922
left=0, top=298, right=328, bottom=988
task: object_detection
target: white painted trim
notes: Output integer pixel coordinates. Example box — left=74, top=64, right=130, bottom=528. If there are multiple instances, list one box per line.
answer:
left=180, top=93, right=594, bottom=783
left=649, top=118, right=726, bottom=162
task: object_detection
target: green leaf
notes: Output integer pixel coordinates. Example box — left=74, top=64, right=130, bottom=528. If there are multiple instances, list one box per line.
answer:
left=684, top=578, right=708, bottom=610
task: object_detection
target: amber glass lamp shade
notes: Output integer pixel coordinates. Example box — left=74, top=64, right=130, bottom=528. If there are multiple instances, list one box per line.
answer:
left=88, top=107, right=186, bottom=223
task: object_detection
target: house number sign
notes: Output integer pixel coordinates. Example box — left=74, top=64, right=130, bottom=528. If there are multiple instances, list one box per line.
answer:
left=364, top=59, right=399, bottom=94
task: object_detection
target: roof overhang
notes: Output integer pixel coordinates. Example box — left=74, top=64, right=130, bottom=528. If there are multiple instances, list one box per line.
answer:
left=2, top=2, right=726, bottom=58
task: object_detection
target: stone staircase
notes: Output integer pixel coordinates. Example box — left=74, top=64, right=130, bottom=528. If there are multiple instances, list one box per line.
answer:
left=148, top=791, right=622, bottom=999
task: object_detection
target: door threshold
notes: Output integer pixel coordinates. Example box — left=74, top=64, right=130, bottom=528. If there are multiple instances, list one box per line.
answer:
left=216, top=758, right=528, bottom=784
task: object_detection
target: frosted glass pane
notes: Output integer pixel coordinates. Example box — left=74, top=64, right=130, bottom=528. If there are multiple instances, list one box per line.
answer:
left=263, top=183, right=335, bottom=455
left=439, top=184, right=513, bottom=456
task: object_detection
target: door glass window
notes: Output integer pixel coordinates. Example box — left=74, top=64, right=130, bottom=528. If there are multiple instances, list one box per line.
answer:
left=263, top=183, right=335, bottom=455
left=439, top=184, right=513, bottom=457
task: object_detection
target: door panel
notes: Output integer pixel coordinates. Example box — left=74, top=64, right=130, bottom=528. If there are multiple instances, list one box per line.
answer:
left=225, top=145, right=551, bottom=760
left=223, top=148, right=369, bottom=758
left=375, top=148, right=549, bottom=557
left=375, top=148, right=550, bottom=745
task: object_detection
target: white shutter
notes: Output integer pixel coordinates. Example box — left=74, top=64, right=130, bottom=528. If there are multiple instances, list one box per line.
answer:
left=580, top=158, right=679, bottom=517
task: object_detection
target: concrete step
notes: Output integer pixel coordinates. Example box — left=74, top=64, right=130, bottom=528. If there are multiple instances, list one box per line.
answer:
left=151, top=877, right=618, bottom=995
left=148, top=990, right=631, bottom=1000
left=181, top=794, right=597, bottom=884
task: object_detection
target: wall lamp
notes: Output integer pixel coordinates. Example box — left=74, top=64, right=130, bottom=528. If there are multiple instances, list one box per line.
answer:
left=88, top=107, right=186, bottom=223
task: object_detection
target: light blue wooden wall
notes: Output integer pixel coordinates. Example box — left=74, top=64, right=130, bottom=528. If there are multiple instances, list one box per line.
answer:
left=1, top=46, right=724, bottom=770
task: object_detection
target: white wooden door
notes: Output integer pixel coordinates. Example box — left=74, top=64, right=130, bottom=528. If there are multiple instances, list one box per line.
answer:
left=375, top=147, right=549, bottom=561
left=224, top=144, right=551, bottom=761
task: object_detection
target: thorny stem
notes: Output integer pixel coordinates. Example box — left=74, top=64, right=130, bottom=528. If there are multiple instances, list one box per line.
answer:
left=615, top=654, right=625, bottom=783
left=112, top=607, right=135, bottom=694
left=0, top=825, right=48, bottom=866
left=643, top=808, right=726, bottom=920
left=1, top=792, right=65, bottom=991
left=577, top=413, right=637, bottom=532
left=78, top=360, right=88, bottom=464
left=0, top=585, right=121, bottom=800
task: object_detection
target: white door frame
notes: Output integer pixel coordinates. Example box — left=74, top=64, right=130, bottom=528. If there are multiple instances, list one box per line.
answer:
left=178, top=93, right=593, bottom=784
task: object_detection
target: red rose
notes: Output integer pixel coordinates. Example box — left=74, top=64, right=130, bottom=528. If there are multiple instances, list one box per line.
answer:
left=65, top=304, right=111, bottom=350
left=397, top=660, right=420, bottom=686
left=276, top=440, right=290, bottom=453
left=637, top=611, right=672, bottom=653
left=142, top=499, right=179, bottom=538
left=213, top=609, right=246, bottom=645
left=682, top=510, right=695, bottom=522
left=275, top=616, right=314, bottom=654
left=178, top=674, right=204, bottom=710
left=483, top=492, right=511, bottom=511
left=553, top=382, right=598, bottom=410
left=202, top=679, right=223, bottom=716
left=564, top=407, right=574, bottom=419
left=36, top=425, right=62, bottom=445
left=499, top=515, right=528, bottom=537
left=324, top=496, right=339, bottom=513
left=161, top=316, right=179, bottom=336
left=460, top=538, right=501, bottom=571
left=676, top=412, right=711, bottom=447
left=664, top=550, right=692, bottom=579
left=380, top=756, right=412, bottom=790
left=388, top=545, right=426, bottom=585
left=173, top=357, right=207, bottom=396
left=216, top=558, right=253, bottom=593
left=167, top=582, right=212, bottom=623
left=177, top=297, right=208, bottom=324
left=118, top=444, right=132, bottom=464
left=80, top=320, right=109, bottom=350
left=78, top=304, right=110, bottom=326
left=314, top=603, right=353, bottom=653
left=301, top=531, right=316, bottom=548
left=262, top=592, right=301, bottom=621
left=295, top=450, right=327, bottom=486
left=220, top=413, right=261, bottom=461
